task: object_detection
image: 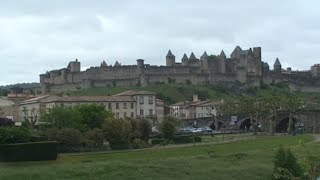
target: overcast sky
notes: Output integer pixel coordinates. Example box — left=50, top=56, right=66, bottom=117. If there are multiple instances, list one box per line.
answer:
left=0, top=0, right=319, bottom=85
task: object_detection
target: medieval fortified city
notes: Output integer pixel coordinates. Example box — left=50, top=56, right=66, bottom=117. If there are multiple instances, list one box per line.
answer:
left=1, top=1, right=320, bottom=180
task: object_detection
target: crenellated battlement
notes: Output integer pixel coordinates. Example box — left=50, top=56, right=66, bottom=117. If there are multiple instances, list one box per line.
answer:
left=39, top=46, right=319, bottom=93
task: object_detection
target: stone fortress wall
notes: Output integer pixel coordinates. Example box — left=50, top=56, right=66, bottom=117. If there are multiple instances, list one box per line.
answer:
left=40, top=46, right=320, bottom=94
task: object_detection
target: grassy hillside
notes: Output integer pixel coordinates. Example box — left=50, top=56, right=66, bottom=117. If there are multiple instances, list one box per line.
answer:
left=67, top=82, right=320, bottom=105
left=0, top=135, right=317, bottom=180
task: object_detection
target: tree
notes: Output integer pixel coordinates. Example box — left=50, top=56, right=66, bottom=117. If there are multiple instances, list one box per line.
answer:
left=75, top=104, right=112, bottom=129
left=83, top=128, right=105, bottom=149
left=102, top=118, right=132, bottom=149
left=158, top=116, right=180, bottom=140
left=273, top=146, right=302, bottom=179
left=22, top=107, right=39, bottom=130
left=282, top=94, right=304, bottom=135
left=41, top=106, right=85, bottom=131
left=138, top=118, right=152, bottom=142
left=232, top=96, right=268, bottom=135
left=265, top=96, right=284, bottom=136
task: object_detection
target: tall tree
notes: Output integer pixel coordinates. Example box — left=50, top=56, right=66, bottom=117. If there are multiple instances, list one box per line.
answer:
left=22, top=107, right=39, bottom=130
left=265, top=95, right=284, bottom=136
left=283, top=94, right=304, bottom=135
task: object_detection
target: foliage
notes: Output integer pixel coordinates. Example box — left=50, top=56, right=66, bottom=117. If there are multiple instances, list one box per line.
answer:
left=102, top=118, right=132, bottom=149
left=158, top=116, right=180, bottom=140
left=172, top=135, right=202, bottom=144
left=0, top=141, right=58, bottom=162
left=83, top=128, right=105, bottom=148
left=282, top=94, right=304, bottom=134
left=138, top=118, right=152, bottom=142
left=22, top=107, right=39, bottom=130
left=42, top=104, right=112, bottom=132
left=167, top=77, right=176, bottom=84
left=75, top=104, right=111, bottom=129
left=131, top=138, right=150, bottom=149
left=273, top=146, right=303, bottom=179
left=42, top=106, right=85, bottom=131
left=56, top=128, right=83, bottom=152
left=0, top=117, right=14, bottom=127
left=0, top=127, right=31, bottom=144
left=300, top=143, right=320, bottom=179
left=208, top=55, right=219, bottom=61
left=0, top=88, right=9, bottom=96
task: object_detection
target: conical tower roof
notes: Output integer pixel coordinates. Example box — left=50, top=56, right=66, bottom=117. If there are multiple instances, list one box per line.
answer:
left=220, top=50, right=226, bottom=57
left=200, top=51, right=208, bottom=59
left=274, top=58, right=281, bottom=66
left=182, top=53, right=189, bottom=60
left=166, top=50, right=174, bottom=57
left=101, top=60, right=107, bottom=67
left=189, top=52, right=197, bottom=60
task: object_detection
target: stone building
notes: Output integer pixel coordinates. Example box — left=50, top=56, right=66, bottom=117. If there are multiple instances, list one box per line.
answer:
left=0, top=97, right=18, bottom=122
left=19, top=90, right=160, bottom=124
left=40, top=46, right=320, bottom=93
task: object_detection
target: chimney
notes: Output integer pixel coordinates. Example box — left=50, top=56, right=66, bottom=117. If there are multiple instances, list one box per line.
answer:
left=193, top=94, right=199, bottom=102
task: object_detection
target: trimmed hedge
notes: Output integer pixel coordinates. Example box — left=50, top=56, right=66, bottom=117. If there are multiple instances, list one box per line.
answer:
left=0, top=141, right=59, bottom=162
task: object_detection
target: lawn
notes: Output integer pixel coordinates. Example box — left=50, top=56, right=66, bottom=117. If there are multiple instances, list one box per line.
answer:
left=0, top=135, right=318, bottom=180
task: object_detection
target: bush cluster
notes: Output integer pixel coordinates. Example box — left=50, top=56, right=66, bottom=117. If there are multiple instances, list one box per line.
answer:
left=273, top=147, right=302, bottom=179
left=0, top=127, right=31, bottom=144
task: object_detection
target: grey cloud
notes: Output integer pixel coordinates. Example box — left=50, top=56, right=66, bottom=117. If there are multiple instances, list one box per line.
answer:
left=0, top=0, right=320, bottom=85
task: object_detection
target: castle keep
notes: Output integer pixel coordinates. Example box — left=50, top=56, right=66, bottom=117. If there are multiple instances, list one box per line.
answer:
left=40, top=46, right=320, bottom=93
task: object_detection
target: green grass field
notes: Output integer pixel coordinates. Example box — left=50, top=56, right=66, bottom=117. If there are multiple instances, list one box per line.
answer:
left=0, top=135, right=318, bottom=180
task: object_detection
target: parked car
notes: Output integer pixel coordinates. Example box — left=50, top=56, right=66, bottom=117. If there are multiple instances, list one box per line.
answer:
left=201, top=126, right=213, bottom=134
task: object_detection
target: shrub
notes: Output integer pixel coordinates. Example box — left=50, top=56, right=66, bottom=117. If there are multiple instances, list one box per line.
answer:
left=83, top=128, right=105, bottom=148
left=57, top=128, right=82, bottom=152
left=172, top=135, right=202, bottom=144
left=151, top=138, right=162, bottom=145
left=0, top=141, right=58, bottom=162
left=39, top=127, right=59, bottom=141
left=103, top=118, right=132, bottom=150
left=0, top=127, right=31, bottom=144
left=0, top=118, right=14, bottom=127
left=138, top=118, right=152, bottom=142
left=158, top=117, right=180, bottom=140
left=131, top=138, right=150, bottom=149
left=273, top=147, right=302, bottom=179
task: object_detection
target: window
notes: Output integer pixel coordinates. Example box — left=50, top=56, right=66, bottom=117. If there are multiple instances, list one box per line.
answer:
left=139, top=96, right=144, bottom=104
left=140, top=109, right=144, bottom=116
left=123, top=112, right=127, bottom=118
left=116, top=103, right=119, bottom=109
left=131, top=112, right=134, bottom=118
left=149, top=109, right=153, bottom=116
left=123, top=103, right=127, bottom=109
left=131, top=103, right=134, bottom=109
left=148, top=96, right=153, bottom=104
left=108, top=103, right=112, bottom=110
left=116, top=113, right=120, bottom=119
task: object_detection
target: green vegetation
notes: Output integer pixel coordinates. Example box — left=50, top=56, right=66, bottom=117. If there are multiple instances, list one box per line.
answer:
left=66, top=82, right=320, bottom=105
left=0, top=135, right=318, bottom=180
left=0, top=141, right=58, bottom=162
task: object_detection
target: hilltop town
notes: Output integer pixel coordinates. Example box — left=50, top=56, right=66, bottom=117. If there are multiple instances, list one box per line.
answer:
left=40, top=46, right=320, bottom=94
